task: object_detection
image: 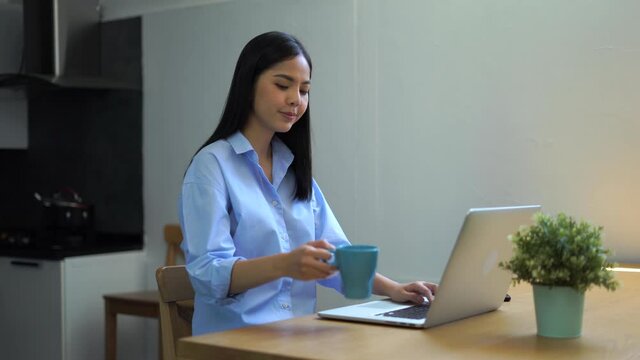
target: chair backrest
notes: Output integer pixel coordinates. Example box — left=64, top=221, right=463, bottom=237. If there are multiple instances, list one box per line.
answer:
left=164, top=224, right=184, bottom=266
left=156, top=265, right=194, bottom=360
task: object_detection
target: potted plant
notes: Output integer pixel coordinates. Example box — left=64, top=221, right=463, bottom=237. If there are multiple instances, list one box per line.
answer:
left=500, top=212, right=619, bottom=338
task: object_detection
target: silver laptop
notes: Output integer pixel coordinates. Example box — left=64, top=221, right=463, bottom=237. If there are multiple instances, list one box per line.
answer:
left=318, top=205, right=541, bottom=328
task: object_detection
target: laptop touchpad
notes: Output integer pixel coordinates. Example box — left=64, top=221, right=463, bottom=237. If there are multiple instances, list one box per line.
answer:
left=356, top=301, right=401, bottom=309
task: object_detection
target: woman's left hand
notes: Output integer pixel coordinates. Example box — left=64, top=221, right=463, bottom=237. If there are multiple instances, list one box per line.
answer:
left=387, top=281, right=438, bottom=304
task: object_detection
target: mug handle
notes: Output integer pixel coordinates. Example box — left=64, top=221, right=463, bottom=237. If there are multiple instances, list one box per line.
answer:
left=326, top=248, right=337, bottom=266
left=324, top=244, right=346, bottom=267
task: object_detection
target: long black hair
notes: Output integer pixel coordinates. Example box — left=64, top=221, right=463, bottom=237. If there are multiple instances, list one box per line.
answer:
left=192, top=31, right=313, bottom=200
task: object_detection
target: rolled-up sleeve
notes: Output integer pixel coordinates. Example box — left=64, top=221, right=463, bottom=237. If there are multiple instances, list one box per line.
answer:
left=311, top=180, right=351, bottom=291
left=180, top=155, right=245, bottom=300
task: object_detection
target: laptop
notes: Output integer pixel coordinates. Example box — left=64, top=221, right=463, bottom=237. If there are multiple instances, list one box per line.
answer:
left=317, top=205, right=541, bottom=328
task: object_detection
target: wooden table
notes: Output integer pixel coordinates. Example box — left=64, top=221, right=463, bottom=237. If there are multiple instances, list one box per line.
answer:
left=103, top=290, right=161, bottom=360
left=177, top=268, right=640, bottom=360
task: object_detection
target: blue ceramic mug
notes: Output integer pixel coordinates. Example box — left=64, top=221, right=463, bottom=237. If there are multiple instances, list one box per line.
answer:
left=329, top=245, right=379, bottom=299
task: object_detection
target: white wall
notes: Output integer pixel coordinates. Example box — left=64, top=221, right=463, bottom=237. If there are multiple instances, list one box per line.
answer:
left=99, top=0, right=228, bottom=20
left=139, top=0, right=640, bottom=357
left=351, top=0, right=640, bottom=278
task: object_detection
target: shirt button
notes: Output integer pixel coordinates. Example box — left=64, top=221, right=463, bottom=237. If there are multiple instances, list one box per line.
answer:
left=281, top=304, right=291, bottom=310
left=272, top=200, right=279, bottom=207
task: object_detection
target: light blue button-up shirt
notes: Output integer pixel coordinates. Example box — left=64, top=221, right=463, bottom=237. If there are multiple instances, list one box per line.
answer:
left=179, top=131, right=350, bottom=334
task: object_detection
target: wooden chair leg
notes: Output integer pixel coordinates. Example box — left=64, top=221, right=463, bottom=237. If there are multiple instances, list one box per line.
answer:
left=158, top=321, right=163, bottom=360
left=105, top=299, right=117, bottom=360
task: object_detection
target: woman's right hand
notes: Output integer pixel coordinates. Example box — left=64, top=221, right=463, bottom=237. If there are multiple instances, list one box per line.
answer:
left=282, top=240, right=337, bottom=280
left=229, top=239, right=337, bottom=295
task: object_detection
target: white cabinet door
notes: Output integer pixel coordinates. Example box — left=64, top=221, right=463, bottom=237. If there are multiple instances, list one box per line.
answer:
left=0, top=257, right=64, bottom=360
left=63, top=251, right=146, bottom=360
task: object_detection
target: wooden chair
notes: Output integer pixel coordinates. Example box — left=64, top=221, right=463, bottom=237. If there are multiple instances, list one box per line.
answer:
left=104, top=224, right=184, bottom=360
left=155, top=265, right=195, bottom=360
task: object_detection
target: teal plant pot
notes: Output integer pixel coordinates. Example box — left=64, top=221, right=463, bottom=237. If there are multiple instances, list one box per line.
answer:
left=532, top=284, right=585, bottom=338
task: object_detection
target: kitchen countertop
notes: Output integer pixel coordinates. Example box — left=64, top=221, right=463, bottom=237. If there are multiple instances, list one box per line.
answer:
left=0, top=232, right=143, bottom=260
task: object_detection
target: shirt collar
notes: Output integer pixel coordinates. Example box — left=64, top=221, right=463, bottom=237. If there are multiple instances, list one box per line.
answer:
left=227, top=131, right=293, bottom=160
left=227, top=131, right=254, bottom=155
left=272, top=136, right=294, bottom=168
left=271, top=136, right=294, bottom=189
left=227, top=132, right=294, bottom=187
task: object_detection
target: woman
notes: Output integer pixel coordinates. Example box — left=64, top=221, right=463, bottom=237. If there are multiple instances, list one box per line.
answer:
left=180, top=31, right=437, bottom=334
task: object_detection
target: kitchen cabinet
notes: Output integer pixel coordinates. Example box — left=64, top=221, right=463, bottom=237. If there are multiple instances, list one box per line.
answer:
left=0, top=88, right=28, bottom=149
left=0, top=250, right=146, bottom=360
left=0, top=3, right=27, bottom=149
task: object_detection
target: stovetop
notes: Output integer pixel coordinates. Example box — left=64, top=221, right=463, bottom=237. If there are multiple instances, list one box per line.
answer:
left=0, top=228, right=36, bottom=248
left=0, top=228, right=143, bottom=260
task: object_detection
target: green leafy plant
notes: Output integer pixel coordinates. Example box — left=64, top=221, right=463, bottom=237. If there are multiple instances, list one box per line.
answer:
left=500, top=212, right=619, bottom=292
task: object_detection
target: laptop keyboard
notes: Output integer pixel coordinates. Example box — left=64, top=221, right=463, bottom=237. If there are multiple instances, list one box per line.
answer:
left=377, top=303, right=431, bottom=320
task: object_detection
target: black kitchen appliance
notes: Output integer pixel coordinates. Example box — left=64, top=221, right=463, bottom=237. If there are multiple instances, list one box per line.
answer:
left=34, top=188, right=95, bottom=247
left=0, top=228, right=35, bottom=248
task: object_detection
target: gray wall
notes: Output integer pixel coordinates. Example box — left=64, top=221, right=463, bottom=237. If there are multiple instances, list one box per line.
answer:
left=0, top=3, right=27, bottom=148
left=100, top=0, right=227, bottom=20
left=140, top=1, right=640, bottom=357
